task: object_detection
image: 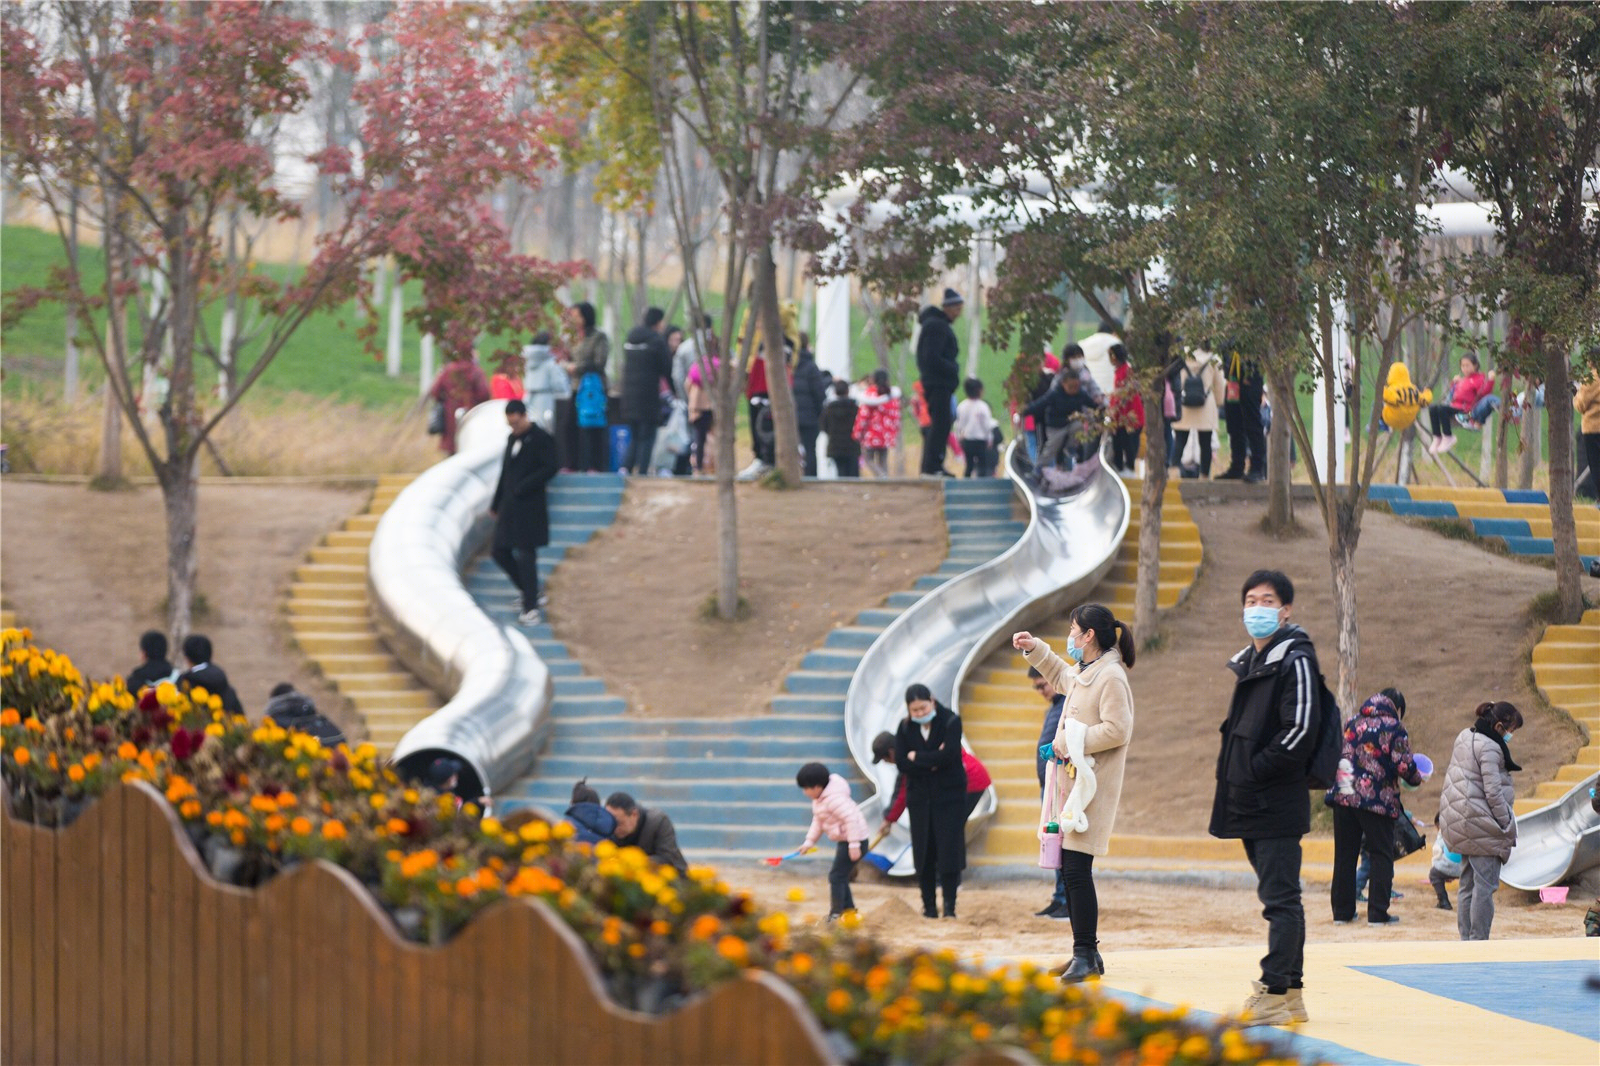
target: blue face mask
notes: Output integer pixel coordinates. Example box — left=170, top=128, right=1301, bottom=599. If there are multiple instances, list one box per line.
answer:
left=910, top=708, right=935, bottom=725
left=1065, top=634, right=1086, bottom=664
left=1243, top=605, right=1281, bottom=639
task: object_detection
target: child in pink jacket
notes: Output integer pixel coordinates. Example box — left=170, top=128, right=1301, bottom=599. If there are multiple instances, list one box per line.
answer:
left=796, top=762, right=872, bottom=919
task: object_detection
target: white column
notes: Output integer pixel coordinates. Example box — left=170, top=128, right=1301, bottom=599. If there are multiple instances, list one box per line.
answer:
left=814, top=274, right=852, bottom=382
left=386, top=267, right=404, bottom=378
left=1313, top=298, right=1349, bottom=484
left=419, top=333, right=435, bottom=397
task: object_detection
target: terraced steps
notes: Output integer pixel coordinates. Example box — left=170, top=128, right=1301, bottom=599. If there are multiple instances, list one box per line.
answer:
left=496, top=478, right=1029, bottom=864
left=962, top=476, right=1203, bottom=865
left=286, top=473, right=443, bottom=751
left=1518, top=606, right=1600, bottom=815
left=1373, top=484, right=1600, bottom=569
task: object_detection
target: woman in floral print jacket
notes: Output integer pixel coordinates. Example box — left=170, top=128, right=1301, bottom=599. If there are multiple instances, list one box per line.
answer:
left=1326, top=690, right=1425, bottom=925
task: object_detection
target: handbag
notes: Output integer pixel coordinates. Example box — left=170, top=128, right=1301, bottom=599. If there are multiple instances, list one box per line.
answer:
left=426, top=400, right=445, bottom=435
left=1394, top=810, right=1426, bottom=859
left=1038, top=825, right=1062, bottom=869
left=1225, top=380, right=1242, bottom=403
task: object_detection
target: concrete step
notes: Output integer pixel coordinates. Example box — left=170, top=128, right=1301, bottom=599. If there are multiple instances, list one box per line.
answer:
left=344, top=514, right=382, bottom=533
left=553, top=713, right=843, bottom=738
left=288, top=583, right=366, bottom=603
left=326, top=530, right=375, bottom=549
left=885, top=591, right=926, bottom=609
left=770, top=696, right=846, bottom=718
left=285, top=597, right=367, bottom=616
left=800, top=648, right=865, bottom=672
left=309, top=545, right=369, bottom=566
left=312, top=653, right=398, bottom=675
left=348, top=690, right=439, bottom=713
left=853, top=607, right=904, bottom=627
left=331, top=673, right=423, bottom=694
left=784, top=671, right=852, bottom=696
left=294, top=563, right=367, bottom=586
left=1553, top=753, right=1600, bottom=782
left=544, top=734, right=855, bottom=760
left=287, top=616, right=369, bottom=635
left=296, top=633, right=383, bottom=656
left=825, top=627, right=883, bottom=650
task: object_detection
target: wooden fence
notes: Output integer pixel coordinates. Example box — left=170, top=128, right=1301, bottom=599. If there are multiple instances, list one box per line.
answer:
left=1, top=782, right=836, bottom=1065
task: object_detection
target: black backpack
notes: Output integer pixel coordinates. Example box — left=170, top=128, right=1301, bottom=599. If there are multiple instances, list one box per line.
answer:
left=1181, top=366, right=1209, bottom=408
left=1296, top=649, right=1344, bottom=791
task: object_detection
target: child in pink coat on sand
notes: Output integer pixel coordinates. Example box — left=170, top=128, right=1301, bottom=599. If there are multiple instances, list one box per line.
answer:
left=796, top=762, right=872, bottom=919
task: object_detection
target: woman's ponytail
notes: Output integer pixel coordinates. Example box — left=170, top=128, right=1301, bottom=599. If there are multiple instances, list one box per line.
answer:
left=1069, top=603, right=1136, bottom=669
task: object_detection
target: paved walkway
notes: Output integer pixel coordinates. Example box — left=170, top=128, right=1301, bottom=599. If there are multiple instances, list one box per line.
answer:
left=1089, top=937, right=1598, bottom=1065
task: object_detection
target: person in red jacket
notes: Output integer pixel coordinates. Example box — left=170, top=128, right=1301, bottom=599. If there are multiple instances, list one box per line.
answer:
left=1426, top=354, right=1493, bottom=454
left=872, top=730, right=992, bottom=823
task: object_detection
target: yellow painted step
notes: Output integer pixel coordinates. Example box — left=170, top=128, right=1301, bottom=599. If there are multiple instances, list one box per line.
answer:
left=378, top=473, right=416, bottom=488
left=287, top=616, right=370, bottom=635
left=308, top=545, right=370, bottom=566
left=288, top=583, right=367, bottom=604
left=294, top=564, right=367, bottom=586
left=1534, top=662, right=1600, bottom=687
left=1553, top=753, right=1600, bottom=783
left=326, top=530, right=375, bottom=549
left=347, top=690, right=438, bottom=713
left=331, top=673, right=424, bottom=694
left=1407, top=486, right=1525, bottom=504
left=344, top=514, right=382, bottom=533
left=314, top=653, right=397, bottom=675
left=296, top=633, right=384, bottom=657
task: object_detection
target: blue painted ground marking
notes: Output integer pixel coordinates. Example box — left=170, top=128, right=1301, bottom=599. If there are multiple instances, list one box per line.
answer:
left=1353, top=960, right=1600, bottom=1041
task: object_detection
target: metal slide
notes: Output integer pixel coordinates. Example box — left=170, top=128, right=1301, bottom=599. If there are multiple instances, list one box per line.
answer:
left=373, top=401, right=553, bottom=803
left=1501, top=771, right=1600, bottom=891
left=843, top=445, right=1130, bottom=876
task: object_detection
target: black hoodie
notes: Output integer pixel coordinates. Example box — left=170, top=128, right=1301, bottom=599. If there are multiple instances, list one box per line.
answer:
left=916, top=306, right=961, bottom=393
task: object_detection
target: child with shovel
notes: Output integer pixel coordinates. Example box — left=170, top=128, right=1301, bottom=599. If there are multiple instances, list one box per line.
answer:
left=793, top=762, right=872, bottom=920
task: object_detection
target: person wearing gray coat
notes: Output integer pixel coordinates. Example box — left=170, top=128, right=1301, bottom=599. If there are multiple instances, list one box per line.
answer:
left=1437, top=701, right=1523, bottom=941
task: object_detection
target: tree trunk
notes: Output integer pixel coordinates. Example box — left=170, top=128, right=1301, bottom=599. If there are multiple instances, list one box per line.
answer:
left=1133, top=378, right=1169, bottom=642
left=1328, top=503, right=1361, bottom=716
left=158, top=456, right=200, bottom=641
left=386, top=264, right=404, bottom=378
left=633, top=210, right=649, bottom=324
left=94, top=382, right=123, bottom=486
left=1517, top=400, right=1539, bottom=490
left=1264, top=366, right=1297, bottom=533
left=714, top=368, right=741, bottom=619
left=1543, top=342, right=1583, bottom=622
left=1492, top=375, right=1511, bottom=488
left=755, top=244, right=802, bottom=485
left=65, top=185, right=80, bottom=401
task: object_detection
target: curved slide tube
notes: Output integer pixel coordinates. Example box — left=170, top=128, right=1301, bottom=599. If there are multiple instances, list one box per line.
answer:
left=844, top=444, right=1130, bottom=876
left=371, top=400, right=553, bottom=804
left=1501, top=771, right=1600, bottom=891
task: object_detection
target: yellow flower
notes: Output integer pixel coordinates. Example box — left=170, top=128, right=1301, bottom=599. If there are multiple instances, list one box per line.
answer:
left=519, top=820, right=550, bottom=843
left=479, top=817, right=502, bottom=836
left=369, top=793, right=386, bottom=810
left=594, top=840, right=618, bottom=859
left=786, top=887, right=806, bottom=903
left=402, top=789, right=420, bottom=805
left=204, top=723, right=224, bottom=737
left=838, top=910, right=863, bottom=931
left=550, top=820, right=575, bottom=841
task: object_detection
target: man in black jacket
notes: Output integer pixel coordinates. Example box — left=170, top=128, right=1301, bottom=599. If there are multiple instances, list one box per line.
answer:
left=491, top=400, right=561, bottom=626
left=792, top=335, right=828, bottom=477
left=126, top=630, right=173, bottom=693
left=176, top=634, right=244, bottom=715
left=620, top=307, right=674, bottom=475
left=917, top=288, right=963, bottom=476
left=605, top=791, right=687, bottom=873
left=1210, top=569, right=1322, bottom=1026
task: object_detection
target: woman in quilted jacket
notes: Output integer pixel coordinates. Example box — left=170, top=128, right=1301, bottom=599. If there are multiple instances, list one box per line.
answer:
left=1438, top=701, right=1523, bottom=940
left=1327, top=690, right=1425, bottom=925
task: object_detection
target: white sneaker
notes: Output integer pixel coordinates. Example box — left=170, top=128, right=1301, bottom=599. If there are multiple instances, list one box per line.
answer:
left=1240, top=980, right=1293, bottom=1025
left=517, top=608, right=542, bottom=626
left=1437, top=435, right=1457, bottom=453
left=737, top=459, right=771, bottom=481
left=535, top=593, right=549, bottom=609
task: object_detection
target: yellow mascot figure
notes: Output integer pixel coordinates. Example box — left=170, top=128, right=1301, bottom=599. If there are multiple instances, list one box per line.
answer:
left=1381, top=362, right=1431, bottom=432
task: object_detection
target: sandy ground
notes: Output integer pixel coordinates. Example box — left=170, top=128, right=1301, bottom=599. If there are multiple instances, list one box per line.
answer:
left=0, top=480, right=367, bottom=734
left=1105, top=498, right=1591, bottom=835
left=546, top=479, right=947, bottom=717
left=734, top=864, right=1593, bottom=962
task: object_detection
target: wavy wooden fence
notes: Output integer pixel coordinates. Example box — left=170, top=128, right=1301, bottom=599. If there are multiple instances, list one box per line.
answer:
left=1, top=782, right=835, bottom=1065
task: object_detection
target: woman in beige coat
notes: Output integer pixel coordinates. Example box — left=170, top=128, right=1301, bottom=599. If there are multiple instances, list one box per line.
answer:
left=1171, top=347, right=1225, bottom=476
left=1013, top=603, right=1135, bottom=984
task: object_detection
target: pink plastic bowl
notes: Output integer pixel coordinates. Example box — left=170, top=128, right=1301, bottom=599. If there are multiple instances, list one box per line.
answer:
left=1539, top=886, right=1569, bottom=904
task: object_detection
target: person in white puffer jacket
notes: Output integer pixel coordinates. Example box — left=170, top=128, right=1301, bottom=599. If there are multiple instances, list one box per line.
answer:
left=1438, top=701, right=1523, bottom=941
left=521, top=332, right=570, bottom=436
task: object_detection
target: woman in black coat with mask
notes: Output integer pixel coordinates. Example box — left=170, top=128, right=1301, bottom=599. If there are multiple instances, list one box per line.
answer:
left=893, top=683, right=969, bottom=919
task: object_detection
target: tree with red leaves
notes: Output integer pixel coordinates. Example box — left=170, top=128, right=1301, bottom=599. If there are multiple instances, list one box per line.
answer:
left=2, top=1, right=578, bottom=640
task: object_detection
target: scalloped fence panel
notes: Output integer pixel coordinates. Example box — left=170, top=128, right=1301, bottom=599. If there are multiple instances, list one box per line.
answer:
left=0, top=782, right=836, bottom=1065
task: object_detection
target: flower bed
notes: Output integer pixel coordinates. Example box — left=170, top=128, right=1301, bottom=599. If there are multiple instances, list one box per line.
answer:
left=0, top=629, right=1295, bottom=1064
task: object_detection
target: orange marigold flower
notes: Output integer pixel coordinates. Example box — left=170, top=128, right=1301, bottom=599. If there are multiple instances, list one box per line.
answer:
left=649, top=920, right=671, bottom=937
left=825, top=989, right=852, bottom=1015
left=715, top=935, right=749, bottom=967
left=321, top=820, right=347, bottom=841
left=627, top=943, right=647, bottom=959
left=206, top=811, right=225, bottom=827
left=0, top=708, right=19, bottom=726
left=264, top=814, right=286, bottom=833
left=24, top=717, right=45, bottom=734
left=230, top=829, right=247, bottom=847
left=179, top=800, right=202, bottom=820
left=67, top=764, right=86, bottom=783
left=689, top=914, right=721, bottom=940
left=455, top=878, right=480, bottom=899
left=117, top=742, right=138, bottom=760
left=386, top=818, right=409, bottom=835
left=82, top=752, right=102, bottom=771
left=12, top=747, right=31, bottom=767
left=275, top=792, right=296, bottom=808
left=46, top=752, right=59, bottom=770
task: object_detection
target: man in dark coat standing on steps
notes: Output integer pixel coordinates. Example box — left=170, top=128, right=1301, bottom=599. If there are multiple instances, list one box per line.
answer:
left=621, top=306, right=675, bottom=475
left=491, top=400, right=561, bottom=627
left=917, top=288, right=963, bottom=476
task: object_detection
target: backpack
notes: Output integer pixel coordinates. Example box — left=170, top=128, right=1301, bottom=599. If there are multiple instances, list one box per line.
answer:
left=1181, top=365, right=1209, bottom=408
left=576, top=372, right=608, bottom=428
left=1294, top=646, right=1344, bottom=790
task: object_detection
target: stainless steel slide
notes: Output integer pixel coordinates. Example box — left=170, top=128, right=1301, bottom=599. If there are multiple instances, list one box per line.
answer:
left=844, top=445, right=1130, bottom=876
left=372, top=400, right=553, bottom=804
left=1501, top=771, right=1600, bottom=891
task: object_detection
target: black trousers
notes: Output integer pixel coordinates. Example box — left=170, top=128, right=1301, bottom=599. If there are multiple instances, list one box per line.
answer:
left=921, top=386, right=955, bottom=474
left=1173, top=429, right=1213, bottom=476
left=624, top=419, right=658, bottom=475
left=576, top=426, right=608, bottom=472
left=1110, top=427, right=1140, bottom=471
left=1579, top=431, right=1600, bottom=501
left=1427, top=403, right=1458, bottom=439
left=799, top=423, right=820, bottom=477
left=554, top=398, right=576, bottom=469
left=490, top=536, right=539, bottom=613
left=690, top=411, right=713, bottom=472
left=832, top=453, right=860, bottom=477
left=1242, top=836, right=1305, bottom=991
left=1331, top=806, right=1396, bottom=923
left=1061, top=851, right=1098, bottom=953
left=961, top=437, right=993, bottom=477
left=828, top=840, right=865, bottom=916
left=1222, top=389, right=1267, bottom=474
left=748, top=395, right=773, bottom=464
